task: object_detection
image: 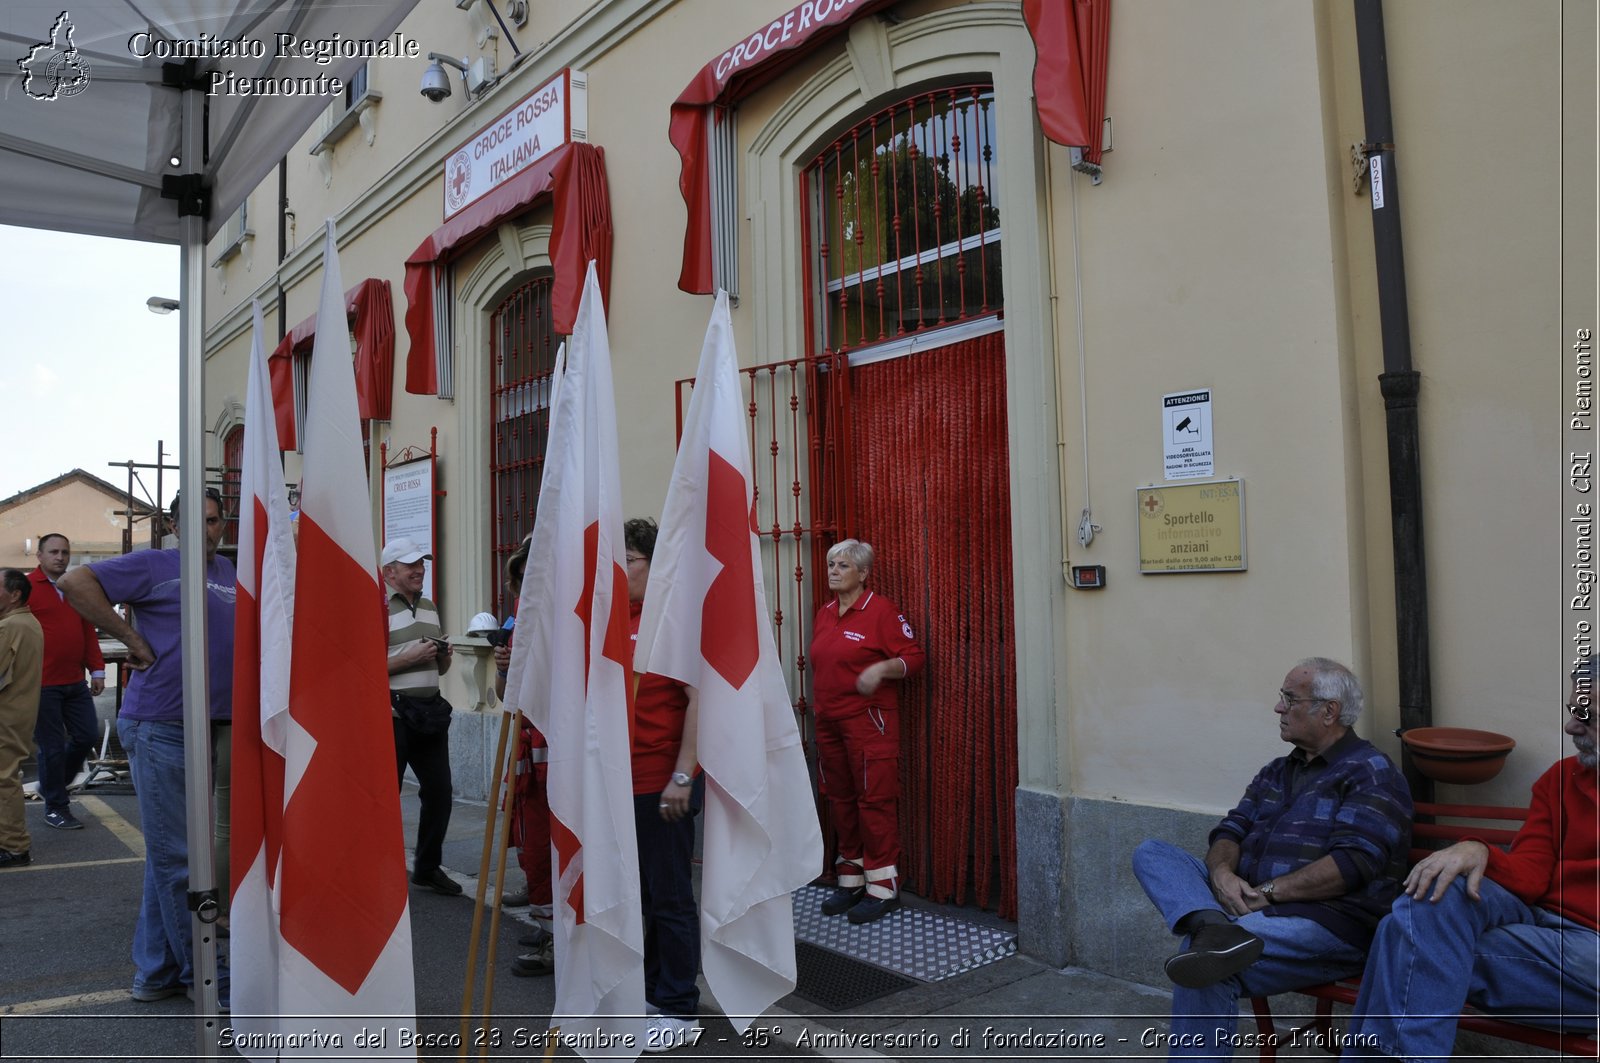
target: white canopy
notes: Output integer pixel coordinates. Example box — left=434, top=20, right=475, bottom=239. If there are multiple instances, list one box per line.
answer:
left=0, top=1, right=415, bottom=243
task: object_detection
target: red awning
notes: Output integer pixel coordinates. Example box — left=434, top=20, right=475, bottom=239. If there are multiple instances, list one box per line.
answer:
left=402, top=141, right=612, bottom=395
left=669, top=0, right=896, bottom=295
left=269, top=277, right=395, bottom=450
left=1024, top=0, right=1111, bottom=165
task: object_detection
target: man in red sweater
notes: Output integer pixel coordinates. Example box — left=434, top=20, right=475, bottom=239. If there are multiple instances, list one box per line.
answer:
left=27, top=535, right=105, bottom=831
left=1344, top=657, right=1599, bottom=1060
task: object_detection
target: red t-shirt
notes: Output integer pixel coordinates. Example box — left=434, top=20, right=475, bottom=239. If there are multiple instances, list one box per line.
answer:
left=808, top=590, right=924, bottom=720
left=628, top=600, right=690, bottom=794
left=1483, top=757, right=1599, bottom=931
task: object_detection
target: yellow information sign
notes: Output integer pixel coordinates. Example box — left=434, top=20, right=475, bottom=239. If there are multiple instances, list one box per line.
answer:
left=1137, top=479, right=1246, bottom=573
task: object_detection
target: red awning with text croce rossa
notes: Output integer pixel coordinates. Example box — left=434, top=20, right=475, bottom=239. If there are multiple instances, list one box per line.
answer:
left=402, top=142, right=611, bottom=395
left=669, top=0, right=897, bottom=295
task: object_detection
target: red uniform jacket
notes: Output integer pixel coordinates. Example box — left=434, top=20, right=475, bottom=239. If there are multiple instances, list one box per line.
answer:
left=809, top=590, right=924, bottom=721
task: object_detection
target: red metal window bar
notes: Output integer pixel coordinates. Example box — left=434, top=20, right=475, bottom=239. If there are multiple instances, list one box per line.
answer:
left=489, top=274, right=560, bottom=615
left=803, top=85, right=1001, bottom=356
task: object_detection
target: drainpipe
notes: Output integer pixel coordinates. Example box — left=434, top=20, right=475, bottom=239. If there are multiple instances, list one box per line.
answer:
left=1354, top=0, right=1432, bottom=802
left=277, top=158, right=289, bottom=342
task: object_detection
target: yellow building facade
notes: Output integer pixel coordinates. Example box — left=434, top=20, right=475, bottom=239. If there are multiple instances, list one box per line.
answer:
left=200, top=0, right=1597, bottom=981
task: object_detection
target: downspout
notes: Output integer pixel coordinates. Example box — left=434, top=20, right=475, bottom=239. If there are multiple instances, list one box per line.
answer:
left=1354, top=0, right=1433, bottom=802
left=277, top=158, right=289, bottom=342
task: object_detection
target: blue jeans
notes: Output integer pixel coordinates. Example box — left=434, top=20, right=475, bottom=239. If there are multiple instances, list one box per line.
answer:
left=1343, top=877, right=1599, bottom=1061
left=634, top=791, right=701, bottom=1018
left=119, top=718, right=229, bottom=996
left=34, top=682, right=98, bottom=813
left=1133, top=839, right=1369, bottom=1062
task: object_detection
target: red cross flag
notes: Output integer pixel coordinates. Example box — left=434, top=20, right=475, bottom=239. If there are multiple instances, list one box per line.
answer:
left=502, top=261, right=646, bottom=1057
left=230, top=298, right=296, bottom=1048
left=634, top=290, right=823, bottom=1030
left=237, top=220, right=417, bottom=1053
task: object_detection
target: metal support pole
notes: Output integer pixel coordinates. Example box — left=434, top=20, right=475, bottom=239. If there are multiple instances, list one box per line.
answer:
left=177, top=81, right=225, bottom=1054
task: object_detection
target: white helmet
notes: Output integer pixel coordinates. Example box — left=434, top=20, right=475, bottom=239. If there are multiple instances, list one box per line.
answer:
left=466, top=612, right=501, bottom=638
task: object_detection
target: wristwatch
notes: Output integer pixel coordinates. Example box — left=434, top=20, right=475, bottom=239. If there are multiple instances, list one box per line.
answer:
left=1258, top=881, right=1278, bottom=901
left=670, top=771, right=693, bottom=787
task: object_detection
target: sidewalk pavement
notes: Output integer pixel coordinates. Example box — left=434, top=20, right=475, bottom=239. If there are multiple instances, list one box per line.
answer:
left=429, top=789, right=1201, bottom=1062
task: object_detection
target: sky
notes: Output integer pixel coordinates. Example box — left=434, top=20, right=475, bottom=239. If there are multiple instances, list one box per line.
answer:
left=0, top=224, right=181, bottom=502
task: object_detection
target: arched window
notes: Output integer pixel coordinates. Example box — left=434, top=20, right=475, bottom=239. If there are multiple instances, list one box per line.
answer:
left=221, top=424, right=244, bottom=547
left=802, top=84, right=1002, bottom=356
left=488, top=274, right=560, bottom=614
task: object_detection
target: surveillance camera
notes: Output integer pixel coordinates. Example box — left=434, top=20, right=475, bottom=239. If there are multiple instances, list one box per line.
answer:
left=420, top=61, right=453, bottom=102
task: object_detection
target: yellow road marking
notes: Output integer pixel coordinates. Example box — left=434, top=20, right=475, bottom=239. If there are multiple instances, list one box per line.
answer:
left=1, top=990, right=132, bottom=1016
left=0, top=856, right=143, bottom=873
left=77, top=794, right=145, bottom=857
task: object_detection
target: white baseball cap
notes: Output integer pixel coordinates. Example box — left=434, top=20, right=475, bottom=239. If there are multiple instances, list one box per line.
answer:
left=381, top=537, right=432, bottom=566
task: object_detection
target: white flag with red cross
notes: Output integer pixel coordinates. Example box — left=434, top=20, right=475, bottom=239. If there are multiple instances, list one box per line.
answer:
left=259, top=220, right=417, bottom=1051
left=229, top=298, right=296, bottom=1051
left=503, top=261, right=645, bottom=1058
left=634, top=290, right=823, bottom=1030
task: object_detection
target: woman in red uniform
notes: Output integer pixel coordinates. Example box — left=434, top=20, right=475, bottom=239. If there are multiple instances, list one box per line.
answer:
left=810, top=539, right=924, bottom=924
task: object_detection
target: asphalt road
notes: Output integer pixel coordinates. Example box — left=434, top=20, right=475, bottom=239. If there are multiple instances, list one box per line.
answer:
left=0, top=778, right=825, bottom=1063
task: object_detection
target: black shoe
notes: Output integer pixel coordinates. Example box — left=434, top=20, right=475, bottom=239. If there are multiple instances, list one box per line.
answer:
left=44, top=809, right=83, bottom=830
left=500, top=888, right=530, bottom=907
left=1164, top=923, right=1264, bottom=988
left=820, top=886, right=864, bottom=916
left=511, top=951, right=554, bottom=977
left=0, top=848, right=30, bottom=868
left=846, top=893, right=902, bottom=924
left=411, top=867, right=463, bottom=895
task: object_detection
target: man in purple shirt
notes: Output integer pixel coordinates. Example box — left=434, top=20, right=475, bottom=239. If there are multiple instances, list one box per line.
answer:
left=61, top=488, right=235, bottom=1005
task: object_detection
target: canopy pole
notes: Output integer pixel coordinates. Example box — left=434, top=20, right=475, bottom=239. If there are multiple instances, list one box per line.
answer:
left=175, top=77, right=224, bottom=1055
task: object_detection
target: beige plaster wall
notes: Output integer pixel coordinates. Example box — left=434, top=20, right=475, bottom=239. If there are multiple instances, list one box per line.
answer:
left=0, top=482, right=153, bottom=570
left=1047, top=1, right=1368, bottom=812
left=1328, top=0, right=1573, bottom=805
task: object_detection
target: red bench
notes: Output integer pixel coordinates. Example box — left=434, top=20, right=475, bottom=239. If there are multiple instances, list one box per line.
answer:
left=1247, top=801, right=1599, bottom=1060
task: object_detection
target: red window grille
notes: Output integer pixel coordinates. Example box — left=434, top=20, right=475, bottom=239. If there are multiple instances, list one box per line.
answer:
left=221, top=424, right=244, bottom=547
left=489, top=274, right=560, bottom=615
left=803, top=84, right=1002, bottom=356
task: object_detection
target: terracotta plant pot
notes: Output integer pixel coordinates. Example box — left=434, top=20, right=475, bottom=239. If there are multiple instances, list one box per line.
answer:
left=1400, top=727, right=1516, bottom=786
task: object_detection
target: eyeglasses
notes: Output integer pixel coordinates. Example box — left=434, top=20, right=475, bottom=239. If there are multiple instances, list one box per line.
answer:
left=625, top=554, right=647, bottom=566
left=1568, top=701, right=1593, bottom=723
left=1278, top=690, right=1328, bottom=710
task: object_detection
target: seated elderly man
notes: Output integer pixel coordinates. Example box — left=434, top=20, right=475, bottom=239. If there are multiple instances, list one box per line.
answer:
left=1131, top=658, right=1412, bottom=1061
left=1342, top=657, right=1599, bottom=1061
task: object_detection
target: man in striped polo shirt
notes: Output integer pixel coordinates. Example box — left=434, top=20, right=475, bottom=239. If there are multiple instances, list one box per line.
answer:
left=382, top=537, right=460, bottom=896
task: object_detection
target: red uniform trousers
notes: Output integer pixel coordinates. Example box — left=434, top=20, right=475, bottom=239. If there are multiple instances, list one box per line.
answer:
left=815, top=705, right=900, bottom=899
left=509, top=721, right=552, bottom=907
